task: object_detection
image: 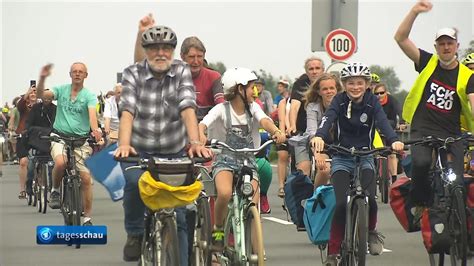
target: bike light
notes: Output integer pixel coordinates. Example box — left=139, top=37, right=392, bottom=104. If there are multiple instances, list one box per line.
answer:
left=242, top=174, right=253, bottom=196
left=242, top=181, right=253, bottom=196
left=446, top=168, right=457, bottom=182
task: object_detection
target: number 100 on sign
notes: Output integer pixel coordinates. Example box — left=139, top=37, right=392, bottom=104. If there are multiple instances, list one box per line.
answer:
left=325, top=29, right=356, bottom=61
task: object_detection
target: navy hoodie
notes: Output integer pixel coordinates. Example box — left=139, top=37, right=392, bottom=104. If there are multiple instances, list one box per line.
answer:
left=315, top=90, right=398, bottom=149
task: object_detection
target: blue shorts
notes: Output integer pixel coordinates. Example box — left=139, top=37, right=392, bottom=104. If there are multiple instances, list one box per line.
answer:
left=212, top=153, right=258, bottom=180
left=330, top=155, right=375, bottom=176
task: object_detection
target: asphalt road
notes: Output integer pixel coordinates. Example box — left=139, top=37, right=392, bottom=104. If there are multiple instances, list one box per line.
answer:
left=1, top=162, right=472, bottom=266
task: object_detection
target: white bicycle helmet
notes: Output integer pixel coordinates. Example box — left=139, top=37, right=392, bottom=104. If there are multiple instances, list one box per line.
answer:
left=462, top=53, right=474, bottom=66
left=141, top=25, right=177, bottom=48
left=340, top=62, right=371, bottom=81
left=221, top=68, right=258, bottom=96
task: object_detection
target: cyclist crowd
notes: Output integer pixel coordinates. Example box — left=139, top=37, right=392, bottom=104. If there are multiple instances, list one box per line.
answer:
left=1, top=0, right=474, bottom=265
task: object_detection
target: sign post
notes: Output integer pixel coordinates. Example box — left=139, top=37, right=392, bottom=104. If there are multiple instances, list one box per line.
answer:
left=311, top=0, right=358, bottom=52
left=324, top=29, right=356, bottom=61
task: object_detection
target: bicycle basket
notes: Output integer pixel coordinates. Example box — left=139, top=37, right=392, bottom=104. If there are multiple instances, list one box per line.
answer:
left=139, top=171, right=202, bottom=211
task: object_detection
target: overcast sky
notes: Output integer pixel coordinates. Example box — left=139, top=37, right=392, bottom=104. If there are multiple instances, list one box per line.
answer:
left=1, top=0, right=473, bottom=105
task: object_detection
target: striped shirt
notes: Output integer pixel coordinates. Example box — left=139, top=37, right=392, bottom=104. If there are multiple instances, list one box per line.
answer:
left=120, top=59, right=197, bottom=154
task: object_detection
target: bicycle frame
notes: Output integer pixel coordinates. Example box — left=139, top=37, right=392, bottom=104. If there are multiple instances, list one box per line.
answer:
left=209, top=139, right=273, bottom=266
left=119, top=155, right=210, bottom=266
left=406, top=134, right=473, bottom=266
left=324, top=145, right=394, bottom=266
left=342, top=155, right=370, bottom=265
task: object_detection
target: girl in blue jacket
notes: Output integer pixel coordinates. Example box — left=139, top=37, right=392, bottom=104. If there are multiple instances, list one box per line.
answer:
left=311, top=62, right=404, bottom=264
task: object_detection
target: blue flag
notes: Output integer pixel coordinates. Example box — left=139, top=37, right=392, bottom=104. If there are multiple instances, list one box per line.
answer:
left=85, top=143, right=124, bottom=201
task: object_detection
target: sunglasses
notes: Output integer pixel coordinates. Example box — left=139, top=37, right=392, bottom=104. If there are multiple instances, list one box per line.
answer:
left=374, top=91, right=386, bottom=96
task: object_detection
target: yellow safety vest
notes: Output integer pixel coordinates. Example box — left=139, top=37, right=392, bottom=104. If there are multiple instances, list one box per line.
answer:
left=402, top=55, right=474, bottom=133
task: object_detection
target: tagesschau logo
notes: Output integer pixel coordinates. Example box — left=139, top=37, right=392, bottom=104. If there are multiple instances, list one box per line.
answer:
left=37, top=226, right=107, bottom=245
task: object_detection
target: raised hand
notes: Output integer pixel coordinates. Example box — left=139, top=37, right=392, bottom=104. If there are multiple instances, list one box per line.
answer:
left=40, top=63, right=54, bottom=78
left=412, top=0, right=433, bottom=14
left=139, top=13, right=155, bottom=33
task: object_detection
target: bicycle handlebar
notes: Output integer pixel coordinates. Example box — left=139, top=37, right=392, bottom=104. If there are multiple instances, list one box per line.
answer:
left=404, top=133, right=474, bottom=147
left=40, top=133, right=91, bottom=143
left=324, top=144, right=395, bottom=157
left=207, top=139, right=275, bottom=154
left=115, top=156, right=212, bottom=165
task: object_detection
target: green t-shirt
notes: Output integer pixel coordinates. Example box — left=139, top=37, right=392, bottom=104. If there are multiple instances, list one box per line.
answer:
left=52, top=84, right=97, bottom=136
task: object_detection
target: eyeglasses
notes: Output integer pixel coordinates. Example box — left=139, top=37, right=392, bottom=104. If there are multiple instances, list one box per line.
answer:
left=374, top=91, right=386, bottom=96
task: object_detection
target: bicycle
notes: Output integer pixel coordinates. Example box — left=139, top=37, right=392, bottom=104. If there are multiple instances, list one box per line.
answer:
left=42, top=133, right=92, bottom=248
left=324, top=144, right=395, bottom=266
left=118, top=155, right=210, bottom=266
left=405, top=134, right=474, bottom=266
left=30, top=148, right=54, bottom=214
left=191, top=161, right=215, bottom=266
left=208, top=139, right=274, bottom=266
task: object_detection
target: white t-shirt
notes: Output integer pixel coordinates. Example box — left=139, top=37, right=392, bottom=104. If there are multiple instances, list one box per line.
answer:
left=103, top=96, right=119, bottom=131
left=201, top=102, right=269, bottom=148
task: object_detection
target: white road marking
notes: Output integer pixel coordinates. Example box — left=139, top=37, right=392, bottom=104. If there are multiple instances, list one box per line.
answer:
left=262, top=216, right=294, bottom=225
left=383, top=248, right=393, bottom=252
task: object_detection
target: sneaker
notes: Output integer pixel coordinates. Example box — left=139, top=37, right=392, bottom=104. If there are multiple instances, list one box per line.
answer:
left=277, top=187, right=285, bottom=198
left=324, top=254, right=338, bottom=266
left=296, top=225, right=306, bottom=232
left=260, top=195, right=271, bottom=214
left=368, top=230, right=385, bottom=255
left=48, top=191, right=61, bottom=209
left=211, top=229, right=225, bottom=251
left=123, top=234, right=143, bottom=261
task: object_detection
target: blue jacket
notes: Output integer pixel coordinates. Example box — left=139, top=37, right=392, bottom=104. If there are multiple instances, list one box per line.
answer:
left=315, top=90, right=398, bottom=149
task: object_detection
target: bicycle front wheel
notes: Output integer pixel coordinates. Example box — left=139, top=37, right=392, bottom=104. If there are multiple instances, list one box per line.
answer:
left=449, top=187, right=468, bottom=266
left=70, top=177, right=82, bottom=226
left=349, top=198, right=368, bottom=266
left=70, top=177, right=82, bottom=249
left=192, top=196, right=212, bottom=266
left=160, top=215, right=179, bottom=266
left=244, top=205, right=265, bottom=266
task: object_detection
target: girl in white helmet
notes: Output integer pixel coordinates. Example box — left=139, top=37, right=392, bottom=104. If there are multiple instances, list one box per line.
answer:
left=311, top=62, right=405, bottom=265
left=198, top=67, right=286, bottom=250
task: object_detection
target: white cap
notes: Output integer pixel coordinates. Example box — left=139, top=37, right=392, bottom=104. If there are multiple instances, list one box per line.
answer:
left=435, top=28, right=457, bottom=41
left=278, top=79, right=290, bottom=86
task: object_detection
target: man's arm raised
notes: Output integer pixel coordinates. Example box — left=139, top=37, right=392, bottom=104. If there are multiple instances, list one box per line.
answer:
left=134, top=14, right=155, bottom=63
left=394, top=0, right=432, bottom=64
left=37, top=64, right=53, bottom=100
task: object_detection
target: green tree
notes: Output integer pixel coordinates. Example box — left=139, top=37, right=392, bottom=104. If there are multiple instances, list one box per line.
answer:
left=369, top=65, right=401, bottom=93
left=207, top=61, right=226, bottom=75
left=460, top=39, right=474, bottom=59
left=257, top=69, right=279, bottom=97
left=392, top=90, right=408, bottom=110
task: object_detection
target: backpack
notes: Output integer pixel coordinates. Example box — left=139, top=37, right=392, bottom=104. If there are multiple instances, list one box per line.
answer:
left=27, top=126, right=52, bottom=154
left=421, top=206, right=452, bottom=254
left=303, top=185, right=336, bottom=245
left=389, top=177, right=420, bottom=232
left=284, top=170, right=313, bottom=228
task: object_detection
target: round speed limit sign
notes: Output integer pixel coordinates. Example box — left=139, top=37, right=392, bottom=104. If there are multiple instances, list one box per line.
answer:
left=325, top=29, right=357, bottom=61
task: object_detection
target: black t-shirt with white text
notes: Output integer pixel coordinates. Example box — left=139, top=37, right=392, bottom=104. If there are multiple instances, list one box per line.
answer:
left=411, top=49, right=474, bottom=138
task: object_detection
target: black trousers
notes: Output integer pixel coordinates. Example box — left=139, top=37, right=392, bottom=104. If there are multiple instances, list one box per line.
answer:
left=409, top=130, right=464, bottom=205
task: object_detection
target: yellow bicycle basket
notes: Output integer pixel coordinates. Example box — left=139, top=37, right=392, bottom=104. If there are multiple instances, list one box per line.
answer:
left=138, top=171, right=203, bottom=211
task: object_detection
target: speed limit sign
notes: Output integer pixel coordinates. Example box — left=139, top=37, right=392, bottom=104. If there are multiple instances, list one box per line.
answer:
left=325, top=29, right=357, bottom=61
